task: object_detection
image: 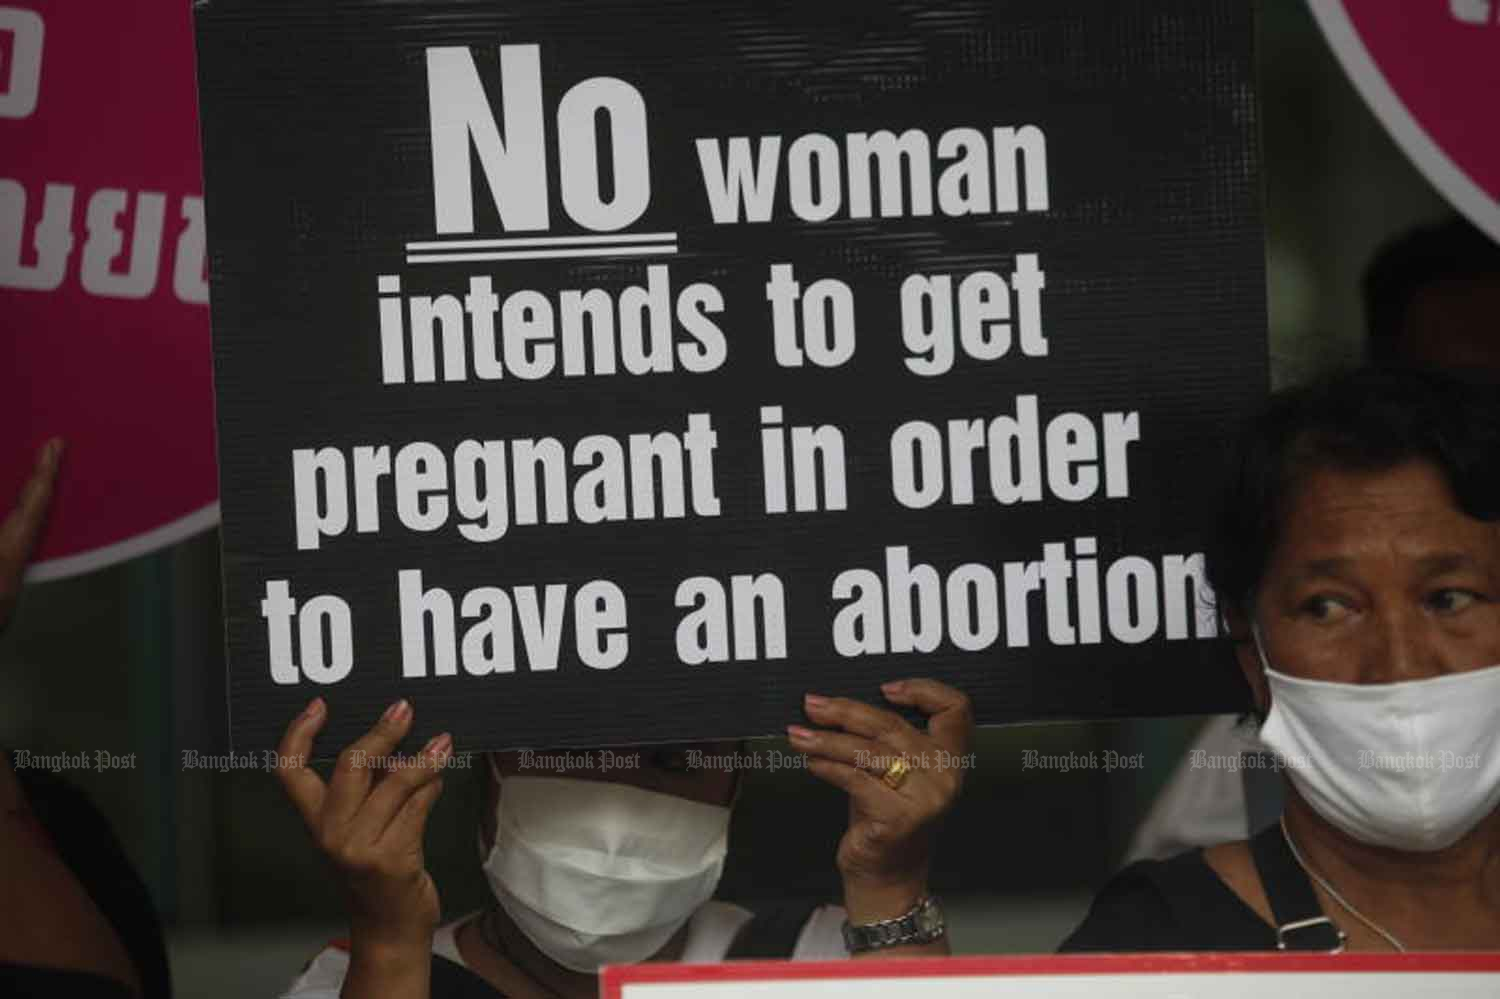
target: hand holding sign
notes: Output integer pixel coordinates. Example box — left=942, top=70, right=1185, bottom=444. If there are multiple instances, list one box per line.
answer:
left=790, top=678, right=972, bottom=936
left=276, top=698, right=452, bottom=976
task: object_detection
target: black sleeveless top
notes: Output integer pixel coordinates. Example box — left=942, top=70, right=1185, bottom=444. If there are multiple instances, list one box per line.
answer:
left=1061, top=824, right=1341, bottom=952
left=1061, top=846, right=1277, bottom=951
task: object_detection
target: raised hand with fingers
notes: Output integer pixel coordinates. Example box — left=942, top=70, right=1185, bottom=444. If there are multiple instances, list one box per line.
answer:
left=788, top=678, right=974, bottom=956
left=0, top=438, right=63, bottom=632
left=277, top=697, right=452, bottom=999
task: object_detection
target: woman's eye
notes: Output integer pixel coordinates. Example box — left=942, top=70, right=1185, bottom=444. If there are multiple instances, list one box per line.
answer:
left=1299, top=595, right=1349, bottom=620
left=1427, top=589, right=1480, bottom=614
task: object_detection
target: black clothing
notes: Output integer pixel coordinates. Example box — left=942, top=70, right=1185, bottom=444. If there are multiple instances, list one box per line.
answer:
left=6, top=753, right=171, bottom=997
left=0, top=962, right=139, bottom=999
left=1062, top=825, right=1337, bottom=952
left=724, top=900, right=821, bottom=959
left=429, top=956, right=506, bottom=999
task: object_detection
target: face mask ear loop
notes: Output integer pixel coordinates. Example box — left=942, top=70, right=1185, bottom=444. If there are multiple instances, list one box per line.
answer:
left=1247, top=617, right=1278, bottom=728
left=1250, top=618, right=1274, bottom=675
left=484, top=751, right=508, bottom=855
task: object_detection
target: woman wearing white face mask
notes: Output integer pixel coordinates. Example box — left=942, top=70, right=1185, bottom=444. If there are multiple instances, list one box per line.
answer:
left=1064, top=367, right=1500, bottom=952
left=271, top=719, right=845, bottom=998
left=271, top=678, right=970, bottom=999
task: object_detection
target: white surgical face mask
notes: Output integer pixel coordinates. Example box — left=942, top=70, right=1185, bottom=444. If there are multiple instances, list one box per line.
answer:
left=1253, top=623, right=1500, bottom=852
left=478, top=766, right=730, bottom=973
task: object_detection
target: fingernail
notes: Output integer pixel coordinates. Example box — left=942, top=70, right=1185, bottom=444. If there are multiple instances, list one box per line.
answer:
left=881, top=681, right=905, bottom=694
left=41, top=438, right=62, bottom=467
left=383, top=699, right=409, bottom=722
left=786, top=725, right=816, bottom=743
left=426, top=733, right=452, bottom=758
left=301, top=697, right=325, bottom=719
left=804, top=693, right=829, bottom=709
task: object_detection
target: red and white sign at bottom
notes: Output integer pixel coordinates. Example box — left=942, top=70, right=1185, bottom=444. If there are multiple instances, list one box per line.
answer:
left=605, top=953, right=1500, bottom=999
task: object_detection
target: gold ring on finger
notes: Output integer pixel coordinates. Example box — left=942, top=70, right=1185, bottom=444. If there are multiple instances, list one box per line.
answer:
left=881, top=754, right=911, bottom=790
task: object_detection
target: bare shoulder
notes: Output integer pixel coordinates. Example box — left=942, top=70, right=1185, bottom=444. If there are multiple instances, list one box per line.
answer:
left=1202, top=840, right=1274, bottom=928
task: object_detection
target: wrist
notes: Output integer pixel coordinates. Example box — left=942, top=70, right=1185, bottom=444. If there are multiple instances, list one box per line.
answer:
left=840, top=872, right=929, bottom=924
left=343, top=926, right=431, bottom=999
left=841, top=894, right=946, bottom=956
left=349, top=917, right=435, bottom=960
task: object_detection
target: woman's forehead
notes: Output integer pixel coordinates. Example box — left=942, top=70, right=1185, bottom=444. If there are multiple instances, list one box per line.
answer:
left=1271, top=461, right=1498, bottom=573
left=497, top=739, right=740, bottom=755
left=487, top=739, right=743, bottom=770
left=485, top=740, right=743, bottom=806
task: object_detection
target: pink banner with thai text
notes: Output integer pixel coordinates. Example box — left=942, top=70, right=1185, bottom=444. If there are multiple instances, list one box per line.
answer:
left=1, top=0, right=217, bottom=580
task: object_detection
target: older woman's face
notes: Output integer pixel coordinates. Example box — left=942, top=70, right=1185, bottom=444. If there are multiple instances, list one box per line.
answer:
left=1241, top=459, right=1500, bottom=701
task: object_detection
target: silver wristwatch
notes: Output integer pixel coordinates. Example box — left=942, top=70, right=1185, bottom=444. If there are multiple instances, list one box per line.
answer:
left=841, top=895, right=946, bottom=953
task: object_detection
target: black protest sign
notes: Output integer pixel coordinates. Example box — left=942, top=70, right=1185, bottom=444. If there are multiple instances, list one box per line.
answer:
left=196, top=0, right=1265, bottom=756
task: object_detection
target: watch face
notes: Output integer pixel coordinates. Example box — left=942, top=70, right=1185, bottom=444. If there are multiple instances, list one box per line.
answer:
left=915, top=902, right=943, bottom=936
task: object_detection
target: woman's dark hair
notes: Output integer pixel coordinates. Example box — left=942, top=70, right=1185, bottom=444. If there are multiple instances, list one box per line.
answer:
left=1207, top=366, right=1500, bottom=615
left=1363, top=215, right=1500, bottom=364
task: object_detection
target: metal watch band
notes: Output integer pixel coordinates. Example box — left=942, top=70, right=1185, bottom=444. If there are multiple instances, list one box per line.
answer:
left=841, top=895, right=946, bottom=953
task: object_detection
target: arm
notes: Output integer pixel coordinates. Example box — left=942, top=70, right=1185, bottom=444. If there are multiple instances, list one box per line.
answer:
left=840, top=879, right=948, bottom=959
left=0, top=441, right=144, bottom=988
left=0, top=441, right=61, bottom=808
left=0, top=438, right=61, bottom=629
left=275, top=699, right=451, bottom=999
left=791, top=679, right=975, bottom=958
left=340, top=935, right=432, bottom=999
